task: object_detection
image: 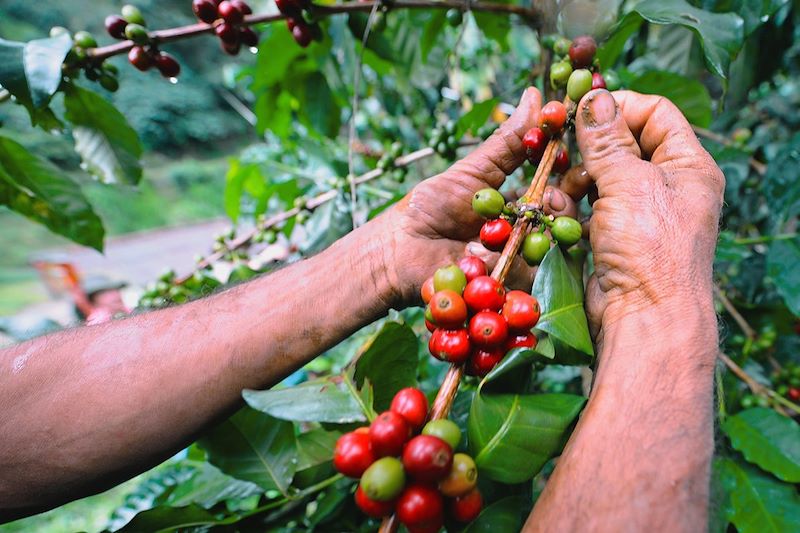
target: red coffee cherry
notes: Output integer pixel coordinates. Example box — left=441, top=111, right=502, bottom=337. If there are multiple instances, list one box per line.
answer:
left=449, top=487, right=483, bottom=522
left=428, top=328, right=471, bottom=363
left=429, top=290, right=468, bottom=329
left=396, top=484, right=445, bottom=532
left=355, top=485, right=396, bottom=518
left=463, top=275, right=506, bottom=312
left=480, top=218, right=512, bottom=252
left=221, top=40, right=241, bottom=55
left=506, top=332, right=538, bottom=351
left=217, top=0, right=244, bottom=23
left=333, top=430, right=375, bottom=478
left=390, top=387, right=429, bottom=432
left=421, top=277, right=435, bottom=304
left=230, top=0, right=252, bottom=14
left=788, top=387, right=800, bottom=401
left=467, top=346, right=505, bottom=377
left=155, top=52, right=180, bottom=78
left=469, top=311, right=508, bottom=348
left=291, top=22, right=313, bottom=47
left=592, top=72, right=606, bottom=90
left=522, top=127, right=547, bottom=164
left=128, top=46, right=153, bottom=71
left=540, top=101, right=567, bottom=136
left=402, top=435, right=454, bottom=483
left=424, top=318, right=436, bottom=332
left=553, top=146, right=569, bottom=174
left=276, top=0, right=302, bottom=16
left=215, top=22, right=240, bottom=44
left=105, top=15, right=129, bottom=39
left=457, top=256, right=487, bottom=283
left=192, top=0, right=219, bottom=23
left=568, top=35, right=597, bottom=69
left=370, top=411, right=411, bottom=457
left=502, top=291, right=540, bottom=331
left=239, top=26, right=259, bottom=47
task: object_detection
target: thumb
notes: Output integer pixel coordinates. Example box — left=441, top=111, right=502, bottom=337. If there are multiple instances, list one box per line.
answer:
left=574, top=89, right=653, bottom=197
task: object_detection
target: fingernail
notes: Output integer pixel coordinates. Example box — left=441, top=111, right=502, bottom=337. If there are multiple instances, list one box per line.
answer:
left=583, top=90, right=617, bottom=127
left=467, top=242, right=483, bottom=256
left=547, top=187, right=566, bottom=211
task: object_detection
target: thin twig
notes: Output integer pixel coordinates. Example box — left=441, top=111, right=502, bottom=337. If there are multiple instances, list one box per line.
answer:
left=718, top=352, right=799, bottom=416
left=714, top=284, right=756, bottom=340
left=692, top=125, right=766, bottom=176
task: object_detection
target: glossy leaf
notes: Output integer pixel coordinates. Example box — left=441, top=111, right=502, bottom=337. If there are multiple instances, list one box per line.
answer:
left=761, top=133, right=800, bottom=227
left=353, top=321, right=419, bottom=411
left=420, top=10, right=447, bottom=63
left=118, top=504, right=218, bottom=532
left=716, top=456, right=800, bottom=533
left=767, top=237, right=800, bottom=316
left=297, top=72, right=341, bottom=138
left=166, top=461, right=262, bottom=509
left=468, top=393, right=585, bottom=483
left=63, top=84, right=143, bottom=185
left=596, top=11, right=644, bottom=68
left=0, top=135, right=104, bottom=250
left=473, top=10, right=510, bottom=51
left=199, top=407, right=297, bottom=495
left=296, top=428, right=340, bottom=471
left=243, top=375, right=370, bottom=424
left=23, top=34, right=72, bottom=108
left=455, top=98, right=499, bottom=139
left=722, top=407, right=800, bottom=482
left=532, top=246, right=594, bottom=363
left=463, top=495, right=528, bottom=532
left=480, top=337, right=555, bottom=387
left=628, top=70, right=712, bottom=127
left=732, top=0, right=790, bottom=38
left=0, top=38, right=61, bottom=129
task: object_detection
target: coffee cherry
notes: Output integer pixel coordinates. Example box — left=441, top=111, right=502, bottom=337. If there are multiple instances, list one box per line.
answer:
left=421, top=277, right=435, bottom=304
left=567, top=69, right=593, bottom=102
left=449, top=487, right=483, bottom=522
left=370, top=411, right=410, bottom=457
left=553, top=37, right=571, bottom=56
left=403, top=435, right=453, bottom=483
left=549, top=61, right=572, bottom=89
left=291, top=23, right=313, bottom=47
left=421, top=419, right=460, bottom=449
left=506, top=331, right=538, bottom=350
left=192, top=0, right=219, bottom=22
left=155, top=52, right=180, bottom=78
left=355, top=485, right=396, bottom=518
left=430, top=290, right=468, bottom=329
left=397, top=484, right=445, bottom=532
left=480, top=218, right=512, bottom=252
left=551, top=216, right=582, bottom=246
left=540, top=101, right=567, bottom=136
left=463, top=276, right=505, bottom=312
left=99, top=74, right=119, bottom=92
left=439, top=453, right=477, bottom=497
left=333, top=430, right=375, bottom=478
left=569, top=35, right=597, bottom=69
left=218, top=0, right=244, bottom=23
left=222, top=40, right=241, bottom=55
left=553, top=146, right=570, bottom=174
left=124, top=23, right=149, bottom=44
left=121, top=4, right=146, bottom=25
left=472, top=188, right=505, bottom=218
left=105, top=15, right=129, bottom=39
left=467, top=346, right=505, bottom=377
left=231, top=0, right=253, bottom=14
left=276, top=0, right=302, bottom=16
left=502, top=291, right=540, bottom=331
left=425, top=319, right=436, bottom=332
left=788, top=387, right=800, bottom=401
left=592, top=72, right=606, bottom=90
left=215, top=22, right=240, bottom=44
left=128, top=46, right=153, bottom=71
left=521, top=232, right=550, bottom=265
left=446, top=8, right=463, bottom=26
left=433, top=265, right=467, bottom=294
left=360, top=456, right=406, bottom=501
left=429, top=328, right=471, bottom=363
left=73, top=31, right=97, bottom=50
left=391, top=388, right=429, bottom=431
left=469, top=311, right=508, bottom=348
left=240, top=26, right=259, bottom=47
left=603, top=70, right=622, bottom=91
left=522, top=127, right=547, bottom=164
left=457, top=256, right=487, bottom=283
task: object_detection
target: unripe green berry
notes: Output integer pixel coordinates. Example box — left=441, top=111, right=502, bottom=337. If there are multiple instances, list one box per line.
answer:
left=522, top=232, right=550, bottom=265
left=124, top=23, right=149, bottom=44
left=360, top=457, right=405, bottom=501
left=472, top=188, right=505, bottom=218
left=122, top=4, right=146, bottom=25
left=553, top=37, right=572, bottom=57
left=551, top=216, right=582, bottom=247
left=541, top=34, right=558, bottom=49
left=603, top=69, right=622, bottom=91
left=102, top=62, right=119, bottom=75
left=567, top=69, right=593, bottom=102
left=99, top=74, right=119, bottom=92
left=73, top=31, right=97, bottom=49
left=433, top=264, right=467, bottom=294
left=84, top=68, right=100, bottom=81
left=422, top=419, right=461, bottom=449
left=446, top=8, right=463, bottom=26
left=549, top=61, right=572, bottom=89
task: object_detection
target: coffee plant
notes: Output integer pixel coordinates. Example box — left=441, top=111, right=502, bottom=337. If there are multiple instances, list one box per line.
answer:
left=1, top=0, right=799, bottom=531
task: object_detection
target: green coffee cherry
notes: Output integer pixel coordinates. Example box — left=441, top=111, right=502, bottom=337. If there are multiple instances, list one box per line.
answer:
left=422, top=419, right=461, bottom=449
left=549, top=61, right=572, bottom=89
left=553, top=37, right=572, bottom=57
left=551, top=216, right=582, bottom=247
left=360, top=457, right=406, bottom=501
left=73, top=31, right=97, bottom=49
left=446, top=8, right=463, bottom=26
left=567, top=69, right=593, bottom=102
left=472, top=188, right=505, bottom=218
left=522, top=232, right=550, bottom=265
left=603, top=69, right=622, bottom=91
left=433, top=264, right=467, bottom=294
left=541, top=34, right=558, bottom=49
left=124, top=23, right=149, bottom=44
left=99, top=74, right=119, bottom=92
left=122, top=4, right=146, bottom=25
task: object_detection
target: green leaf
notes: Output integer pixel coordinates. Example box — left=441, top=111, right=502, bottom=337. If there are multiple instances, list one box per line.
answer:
left=715, top=456, right=800, bottom=533
left=761, top=133, right=800, bottom=227
left=166, top=462, right=263, bottom=509
left=420, top=10, right=447, bottom=63
left=0, top=38, right=61, bottom=129
left=532, top=246, right=594, bottom=364
left=118, top=505, right=218, bottom=532
left=24, top=34, right=72, bottom=108
left=722, top=407, right=800, bottom=482
left=296, top=428, right=340, bottom=471
left=767, top=237, right=800, bottom=316
left=353, top=321, right=419, bottom=411
left=297, top=72, right=341, bottom=138
left=731, top=0, right=790, bottom=38
left=627, top=70, right=712, bottom=127
left=199, top=407, right=297, bottom=495
left=63, top=84, right=143, bottom=185
left=455, top=98, right=499, bottom=139
left=223, top=161, right=259, bottom=221
left=463, top=495, right=529, bottom=532
left=634, top=0, right=744, bottom=78
left=596, top=11, right=644, bottom=68
left=468, top=393, right=585, bottom=483
left=473, top=11, right=510, bottom=51
left=480, top=338, right=555, bottom=387
left=243, top=375, right=370, bottom=424
left=0, top=135, right=104, bottom=250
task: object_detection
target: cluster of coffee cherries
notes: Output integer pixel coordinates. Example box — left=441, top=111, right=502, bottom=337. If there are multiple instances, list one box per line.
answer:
left=544, top=34, right=621, bottom=98
left=773, top=362, right=800, bottom=403
left=421, top=258, right=541, bottom=377
left=191, top=0, right=259, bottom=55
left=54, top=27, right=120, bottom=92
left=275, top=0, right=322, bottom=48
left=103, top=5, right=182, bottom=78
left=334, top=388, right=483, bottom=530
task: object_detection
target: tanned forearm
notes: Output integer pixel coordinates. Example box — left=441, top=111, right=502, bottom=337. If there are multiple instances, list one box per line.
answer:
left=0, top=219, right=397, bottom=520
left=525, top=296, right=718, bottom=532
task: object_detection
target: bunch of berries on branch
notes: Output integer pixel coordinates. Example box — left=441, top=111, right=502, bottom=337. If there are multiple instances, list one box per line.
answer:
left=191, top=0, right=259, bottom=55
left=275, top=0, right=322, bottom=48
left=104, top=4, right=182, bottom=77
left=334, top=388, right=483, bottom=530
left=55, top=26, right=120, bottom=91
left=544, top=34, right=621, bottom=95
